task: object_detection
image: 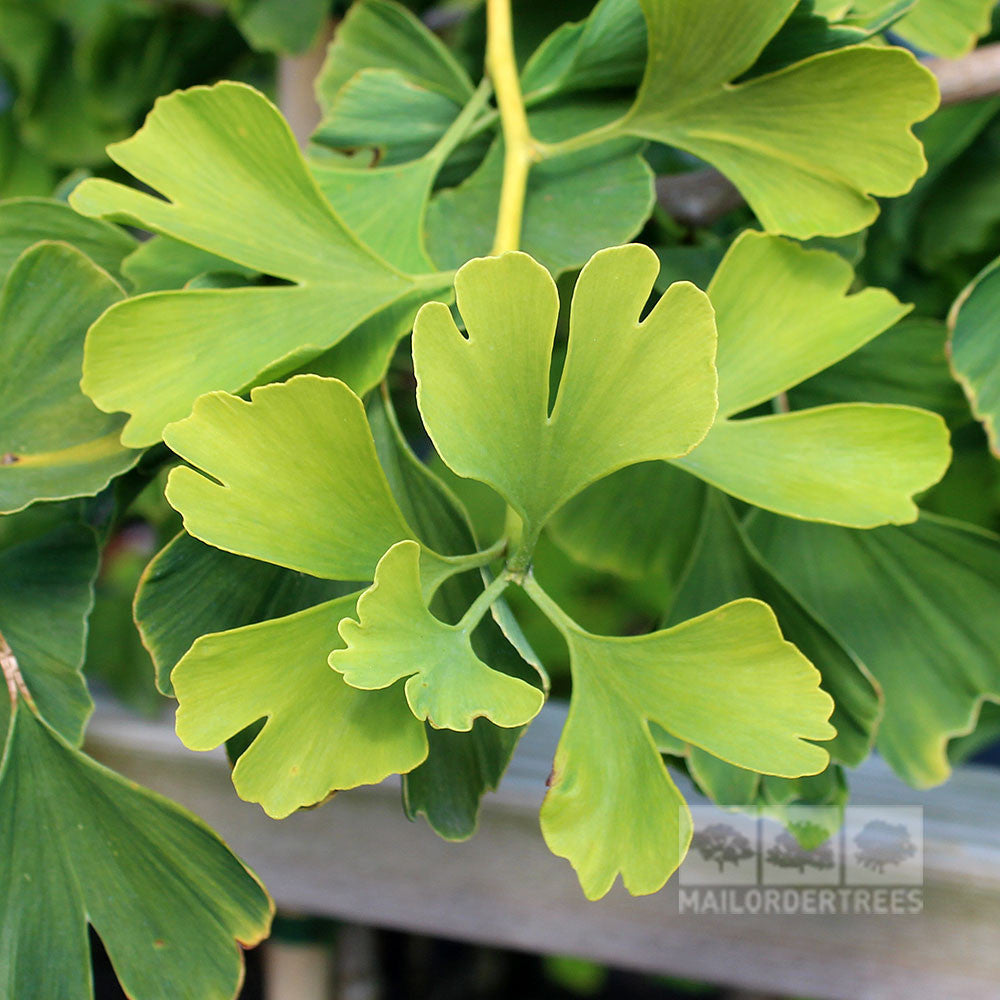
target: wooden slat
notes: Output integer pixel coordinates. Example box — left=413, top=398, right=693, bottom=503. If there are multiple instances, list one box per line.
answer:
left=86, top=701, right=1000, bottom=1000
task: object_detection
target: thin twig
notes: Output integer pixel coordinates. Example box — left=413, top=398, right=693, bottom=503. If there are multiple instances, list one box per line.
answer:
left=930, top=43, right=1000, bottom=106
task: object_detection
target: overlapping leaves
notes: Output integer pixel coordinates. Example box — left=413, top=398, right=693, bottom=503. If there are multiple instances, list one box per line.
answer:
left=2, top=0, right=978, bottom=924
left=511, top=0, right=938, bottom=239
left=162, top=375, right=538, bottom=819
left=549, top=233, right=952, bottom=591
left=69, top=82, right=452, bottom=446
left=155, top=246, right=838, bottom=896
left=673, top=232, right=951, bottom=526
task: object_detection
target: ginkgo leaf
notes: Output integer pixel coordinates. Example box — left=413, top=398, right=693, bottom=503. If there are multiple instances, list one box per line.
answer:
left=69, top=82, right=450, bottom=446
left=163, top=375, right=454, bottom=587
left=675, top=403, right=951, bottom=527
left=612, top=0, right=937, bottom=238
left=670, top=233, right=951, bottom=526
left=525, top=582, right=835, bottom=899
left=0, top=503, right=97, bottom=748
left=750, top=511, right=1000, bottom=787
left=0, top=196, right=134, bottom=281
left=668, top=491, right=880, bottom=767
left=332, top=541, right=543, bottom=731
left=413, top=246, right=717, bottom=541
left=0, top=705, right=273, bottom=1000
left=0, top=242, right=140, bottom=514
left=173, top=592, right=429, bottom=818
left=949, top=256, right=1000, bottom=456
left=314, top=0, right=474, bottom=135
left=706, top=232, right=910, bottom=418
left=134, top=531, right=346, bottom=696
left=853, top=0, right=995, bottom=57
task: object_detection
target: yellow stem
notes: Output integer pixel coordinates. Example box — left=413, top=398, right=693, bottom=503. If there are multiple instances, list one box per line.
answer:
left=486, top=0, right=535, bottom=254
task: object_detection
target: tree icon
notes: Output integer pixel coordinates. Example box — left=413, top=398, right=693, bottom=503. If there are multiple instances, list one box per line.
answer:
left=691, top=823, right=755, bottom=872
left=854, top=820, right=917, bottom=873
left=766, top=831, right=836, bottom=874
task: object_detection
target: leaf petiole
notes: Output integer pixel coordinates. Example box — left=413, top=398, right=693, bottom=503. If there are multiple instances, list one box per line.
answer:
left=457, top=572, right=511, bottom=634
left=520, top=573, right=582, bottom=641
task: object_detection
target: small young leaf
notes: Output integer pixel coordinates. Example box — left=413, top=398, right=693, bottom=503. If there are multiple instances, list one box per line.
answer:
left=0, top=705, right=273, bottom=1000
left=413, top=246, right=717, bottom=537
left=173, top=594, right=429, bottom=818
left=367, top=396, right=540, bottom=840
left=332, top=541, right=543, bottom=731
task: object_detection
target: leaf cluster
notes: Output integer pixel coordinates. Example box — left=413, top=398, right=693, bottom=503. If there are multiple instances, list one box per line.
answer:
left=3, top=2, right=1000, bottom=995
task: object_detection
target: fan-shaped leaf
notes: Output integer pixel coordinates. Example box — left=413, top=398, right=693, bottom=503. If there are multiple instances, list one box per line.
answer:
left=69, top=82, right=450, bottom=446
left=173, top=592, right=429, bottom=818
left=527, top=586, right=834, bottom=899
left=0, top=705, right=273, bottom=1000
left=332, top=541, right=543, bottom=731
left=413, top=246, right=717, bottom=537
left=163, top=375, right=452, bottom=586
left=620, top=0, right=937, bottom=237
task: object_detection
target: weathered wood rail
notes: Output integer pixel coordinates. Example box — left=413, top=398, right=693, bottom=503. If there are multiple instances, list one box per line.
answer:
left=87, top=700, right=1000, bottom=1000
